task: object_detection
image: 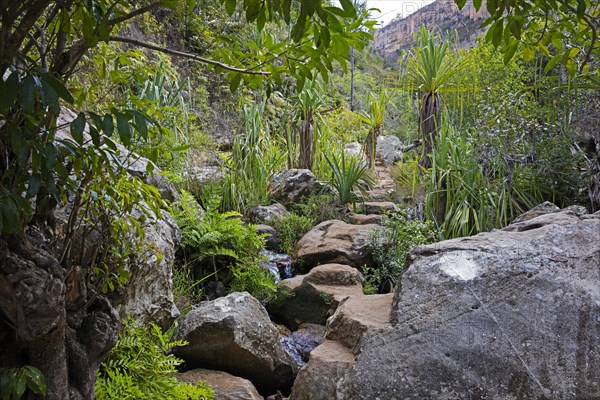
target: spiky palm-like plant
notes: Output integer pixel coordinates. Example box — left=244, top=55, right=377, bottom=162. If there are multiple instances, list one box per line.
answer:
left=404, top=25, right=461, bottom=168
left=360, top=90, right=389, bottom=169
left=296, top=79, right=326, bottom=171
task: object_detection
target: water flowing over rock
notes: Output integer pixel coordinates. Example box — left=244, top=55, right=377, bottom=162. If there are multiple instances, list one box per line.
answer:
left=173, top=292, right=298, bottom=395
left=176, top=369, right=264, bottom=400
left=294, top=220, right=380, bottom=272
left=268, top=169, right=329, bottom=207
left=327, top=207, right=600, bottom=399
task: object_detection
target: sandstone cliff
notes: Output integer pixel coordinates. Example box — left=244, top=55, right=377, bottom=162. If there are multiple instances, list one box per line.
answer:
left=374, top=0, right=488, bottom=62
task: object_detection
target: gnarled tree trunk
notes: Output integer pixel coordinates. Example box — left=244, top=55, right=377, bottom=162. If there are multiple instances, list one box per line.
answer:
left=0, top=234, right=119, bottom=399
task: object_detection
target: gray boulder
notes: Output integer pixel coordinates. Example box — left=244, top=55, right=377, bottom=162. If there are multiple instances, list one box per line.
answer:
left=268, top=169, right=328, bottom=207
left=249, top=203, right=290, bottom=224
left=344, top=142, right=362, bottom=157
left=333, top=207, right=600, bottom=399
left=116, top=209, right=180, bottom=330
left=294, top=220, right=380, bottom=272
left=376, top=135, right=404, bottom=165
left=173, top=292, right=298, bottom=395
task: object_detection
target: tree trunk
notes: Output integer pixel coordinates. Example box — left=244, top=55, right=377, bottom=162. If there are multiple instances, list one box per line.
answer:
left=418, top=92, right=443, bottom=169
left=0, top=234, right=119, bottom=400
left=299, top=114, right=314, bottom=170
left=364, top=125, right=382, bottom=169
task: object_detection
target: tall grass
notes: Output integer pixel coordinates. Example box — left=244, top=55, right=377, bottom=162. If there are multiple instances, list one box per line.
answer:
left=222, top=103, right=284, bottom=212
left=324, top=151, right=375, bottom=207
left=425, top=118, right=544, bottom=239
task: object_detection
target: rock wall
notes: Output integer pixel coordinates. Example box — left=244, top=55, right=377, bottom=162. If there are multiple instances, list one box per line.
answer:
left=374, top=0, right=488, bottom=62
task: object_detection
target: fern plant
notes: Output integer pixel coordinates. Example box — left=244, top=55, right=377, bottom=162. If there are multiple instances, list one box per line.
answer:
left=95, top=320, right=214, bottom=400
left=170, top=190, right=276, bottom=303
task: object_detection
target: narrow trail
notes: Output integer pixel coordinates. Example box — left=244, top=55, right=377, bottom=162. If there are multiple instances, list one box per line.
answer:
left=366, top=157, right=396, bottom=201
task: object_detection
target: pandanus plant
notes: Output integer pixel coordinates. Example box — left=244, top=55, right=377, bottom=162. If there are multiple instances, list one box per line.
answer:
left=359, top=90, right=389, bottom=169
left=404, top=25, right=461, bottom=168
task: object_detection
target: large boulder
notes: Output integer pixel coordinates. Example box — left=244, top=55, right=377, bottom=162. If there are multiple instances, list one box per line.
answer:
left=332, top=207, right=600, bottom=399
left=268, top=169, right=328, bottom=207
left=173, top=292, right=298, bottom=395
left=176, top=369, right=263, bottom=400
left=294, top=220, right=380, bottom=272
left=268, top=264, right=364, bottom=330
left=116, top=209, right=180, bottom=330
left=376, top=135, right=404, bottom=165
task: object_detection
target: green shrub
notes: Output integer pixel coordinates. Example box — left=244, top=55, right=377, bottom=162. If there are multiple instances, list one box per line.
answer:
left=272, top=212, right=316, bottom=256
left=366, top=213, right=438, bottom=293
left=95, top=320, right=214, bottom=400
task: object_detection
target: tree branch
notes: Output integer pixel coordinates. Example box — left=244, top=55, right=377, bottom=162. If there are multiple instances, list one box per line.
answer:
left=108, top=2, right=162, bottom=26
left=109, top=36, right=271, bottom=75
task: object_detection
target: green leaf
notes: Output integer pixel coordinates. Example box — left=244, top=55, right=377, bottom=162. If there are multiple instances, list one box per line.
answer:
left=456, top=0, right=467, bottom=9
left=473, top=0, right=482, bottom=10
left=133, top=111, right=148, bottom=140
left=116, top=113, right=131, bottom=146
left=544, top=54, right=561, bottom=73
left=504, top=41, right=519, bottom=64
left=229, top=72, right=242, bottom=92
left=23, top=366, right=46, bottom=395
left=339, top=0, right=357, bottom=17
left=576, top=0, right=586, bottom=18
left=103, top=114, right=114, bottom=137
left=225, top=0, right=236, bottom=15
left=26, top=174, right=41, bottom=198
left=40, top=79, right=60, bottom=113
left=42, top=74, right=74, bottom=103
left=20, top=76, right=36, bottom=114
left=71, top=112, right=86, bottom=145
left=491, top=19, right=503, bottom=47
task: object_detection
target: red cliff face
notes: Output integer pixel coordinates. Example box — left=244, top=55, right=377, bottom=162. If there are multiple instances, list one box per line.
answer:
left=374, top=0, right=488, bottom=62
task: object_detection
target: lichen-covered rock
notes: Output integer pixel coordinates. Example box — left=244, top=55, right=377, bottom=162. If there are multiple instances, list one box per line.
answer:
left=334, top=208, right=600, bottom=399
left=294, top=220, right=380, bottom=272
left=176, top=369, right=263, bottom=400
left=268, top=169, right=328, bottom=207
left=248, top=204, right=289, bottom=224
left=376, top=135, right=404, bottom=165
left=173, top=292, right=298, bottom=395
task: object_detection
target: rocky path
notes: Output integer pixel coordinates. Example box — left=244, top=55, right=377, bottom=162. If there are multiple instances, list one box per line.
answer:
left=284, top=264, right=395, bottom=400
left=366, top=157, right=396, bottom=201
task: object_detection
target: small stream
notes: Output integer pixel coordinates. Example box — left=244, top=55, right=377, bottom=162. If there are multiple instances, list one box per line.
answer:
left=261, top=249, right=293, bottom=281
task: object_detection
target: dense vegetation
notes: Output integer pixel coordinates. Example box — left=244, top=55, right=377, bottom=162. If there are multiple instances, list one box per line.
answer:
left=0, top=0, right=598, bottom=398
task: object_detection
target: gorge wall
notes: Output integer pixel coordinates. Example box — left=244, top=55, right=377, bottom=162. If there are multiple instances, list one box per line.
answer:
left=374, top=0, right=489, bottom=62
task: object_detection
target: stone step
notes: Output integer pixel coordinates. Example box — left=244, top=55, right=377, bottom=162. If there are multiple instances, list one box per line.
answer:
left=289, top=340, right=356, bottom=400
left=325, top=294, right=394, bottom=354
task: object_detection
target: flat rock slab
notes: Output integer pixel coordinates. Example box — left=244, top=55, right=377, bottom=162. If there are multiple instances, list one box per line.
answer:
left=295, top=220, right=380, bottom=272
left=326, top=294, right=393, bottom=352
left=176, top=369, right=263, bottom=400
left=269, top=264, right=364, bottom=330
left=334, top=208, right=600, bottom=399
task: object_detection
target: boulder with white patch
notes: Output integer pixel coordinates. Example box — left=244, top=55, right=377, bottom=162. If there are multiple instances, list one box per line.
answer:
left=331, top=206, right=600, bottom=399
